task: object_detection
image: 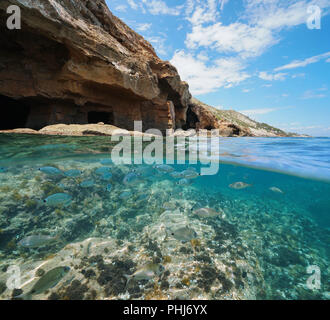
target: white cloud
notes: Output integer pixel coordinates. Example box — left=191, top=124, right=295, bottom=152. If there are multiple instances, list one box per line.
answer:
left=258, top=71, right=287, bottom=81
left=301, top=90, right=327, bottom=99
left=220, top=0, right=229, bottom=11
left=275, top=52, right=330, bottom=71
left=115, top=5, right=127, bottom=12
left=127, top=0, right=138, bottom=10
left=181, top=0, right=330, bottom=92
left=141, top=0, right=183, bottom=16
left=292, top=73, right=306, bottom=78
left=147, top=36, right=168, bottom=56
left=186, top=22, right=277, bottom=58
left=327, top=58, right=330, bottom=63
left=242, top=89, right=251, bottom=93
left=187, top=0, right=221, bottom=25
left=136, top=23, right=152, bottom=32
left=196, top=51, right=209, bottom=61
left=244, top=0, right=327, bottom=30
left=170, top=50, right=250, bottom=95
left=185, top=0, right=330, bottom=59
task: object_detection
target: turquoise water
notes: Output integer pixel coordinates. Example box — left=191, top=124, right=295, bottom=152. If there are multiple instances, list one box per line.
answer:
left=0, top=133, right=329, bottom=300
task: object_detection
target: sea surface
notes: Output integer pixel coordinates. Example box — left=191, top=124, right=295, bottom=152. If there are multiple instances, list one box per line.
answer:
left=0, top=133, right=329, bottom=300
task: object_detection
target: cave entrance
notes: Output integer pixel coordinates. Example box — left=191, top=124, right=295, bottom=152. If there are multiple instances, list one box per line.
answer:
left=183, top=106, right=199, bottom=130
left=88, top=111, right=114, bottom=125
left=0, top=95, right=31, bottom=130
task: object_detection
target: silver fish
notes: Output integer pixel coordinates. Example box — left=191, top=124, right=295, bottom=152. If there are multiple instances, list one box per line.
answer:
left=20, top=266, right=70, bottom=299
left=193, top=207, right=223, bottom=218
left=154, top=164, right=174, bottom=173
left=95, top=167, right=111, bottom=176
left=101, top=172, right=112, bottom=181
left=123, top=172, right=141, bottom=185
left=124, top=263, right=164, bottom=287
left=167, top=226, right=197, bottom=242
left=64, top=169, right=83, bottom=178
left=177, top=178, right=192, bottom=186
left=38, top=166, right=63, bottom=175
left=170, top=171, right=183, bottom=179
left=229, top=182, right=252, bottom=190
left=44, top=193, right=72, bottom=207
left=80, top=179, right=95, bottom=188
left=270, top=187, right=284, bottom=194
left=18, top=235, right=58, bottom=248
left=181, top=170, right=200, bottom=179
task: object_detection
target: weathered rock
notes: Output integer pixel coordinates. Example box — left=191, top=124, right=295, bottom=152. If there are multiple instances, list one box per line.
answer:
left=187, top=98, right=251, bottom=137
left=0, top=0, right=190, bottom=132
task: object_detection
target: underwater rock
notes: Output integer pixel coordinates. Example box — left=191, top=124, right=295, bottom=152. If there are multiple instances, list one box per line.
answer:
left=60, top=280, right=88, bottom=300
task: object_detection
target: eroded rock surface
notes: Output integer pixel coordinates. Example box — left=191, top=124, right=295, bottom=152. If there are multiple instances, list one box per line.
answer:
left=0, top=0, right=190, bottom=132
left=187, top=98, right=251, bottom=137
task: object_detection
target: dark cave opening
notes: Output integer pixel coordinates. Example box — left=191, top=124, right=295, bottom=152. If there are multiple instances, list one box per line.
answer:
left=0, top=95, right=31, bottom=130
left=88, top=111, right=114, bottom=125
left=183, top=106, right=199, bottom=130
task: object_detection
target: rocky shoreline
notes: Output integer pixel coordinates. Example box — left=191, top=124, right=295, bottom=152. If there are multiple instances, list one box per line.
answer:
left=0, top=123, right=307, bottom=138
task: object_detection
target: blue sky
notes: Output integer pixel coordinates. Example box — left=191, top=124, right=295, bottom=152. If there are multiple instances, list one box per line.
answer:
left=106, top=0, right=330, bottom=136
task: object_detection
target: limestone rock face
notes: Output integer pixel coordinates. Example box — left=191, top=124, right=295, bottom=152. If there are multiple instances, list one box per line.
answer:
left=0, top=0, right=190, bottom=132
left=188, top=98, right=251, bottom=137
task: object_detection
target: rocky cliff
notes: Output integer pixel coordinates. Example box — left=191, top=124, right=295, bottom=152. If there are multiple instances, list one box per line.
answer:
left=0, top=0, right=298, bottom=138
left=187, top=98, right=296, bottom=137
left=0, top=0, right=190, bottom=132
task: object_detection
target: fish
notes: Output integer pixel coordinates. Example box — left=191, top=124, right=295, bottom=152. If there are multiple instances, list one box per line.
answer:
left=38, top=166, right=63, bottom=175
left=193, top=207, right=223, bottom=218
left=100, top=159, right=112, bottom=165
left=177, top=178, right=192, bottom=186
left=124, top=263, right=164, bottom=288
left=80, top=179, right=95, bottom=188
left=137, top=193, right=149, bottom=201
left=154, top=164, right=174, bottom=173
left=270, top=187, right=284, bottom=194
left=123, top=172, right=141, bottom=185
left=119, top=191, right=132, bottom=200
left=229, top=182, right=252, bottom=190
left=134, top=166, right=154, bottom=177
left=181, top=170, right=200, bottom=179
left=0, top=167, right=7, bottom=173
left=100, top=172, right=112, bottom=181
left=44, top=193, right=72, bottom=207
left=106, top=184, right=112, bottom=192
left=18, top=235, right=59, bottom=248
left=95, top=167, right=111, bottom=176
left=170, top=171, right=184, bottom=179
left=18, top=266, right=70, bottom=299
left=64, top=169, right=83, bottom=178
left=167, top=226, right=197, bottom=242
